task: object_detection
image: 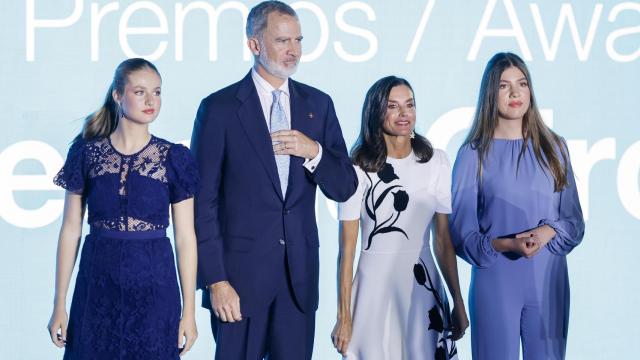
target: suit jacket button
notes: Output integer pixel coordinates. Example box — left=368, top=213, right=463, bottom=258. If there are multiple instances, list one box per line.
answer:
left=279, top=239, right=285, bottom=245
left=284, top=209, right=290, bottom=215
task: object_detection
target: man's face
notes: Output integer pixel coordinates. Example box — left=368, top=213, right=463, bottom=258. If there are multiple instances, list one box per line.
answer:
left=256, top=12, right=302, bottom=80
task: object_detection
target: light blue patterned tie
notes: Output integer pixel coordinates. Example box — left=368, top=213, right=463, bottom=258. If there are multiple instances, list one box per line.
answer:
left=270, top=90, right=290, bottom=197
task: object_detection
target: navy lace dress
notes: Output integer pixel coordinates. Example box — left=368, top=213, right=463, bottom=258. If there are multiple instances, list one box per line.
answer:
left=54, top=135, right=198, bottom=360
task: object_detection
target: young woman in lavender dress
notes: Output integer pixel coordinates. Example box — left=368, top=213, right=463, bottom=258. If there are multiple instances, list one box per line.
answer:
left=47, top=58, right=199, bottom=359
left=331, top=76, right=468, bottom=360
left=449, top=52, right=585, bottom=360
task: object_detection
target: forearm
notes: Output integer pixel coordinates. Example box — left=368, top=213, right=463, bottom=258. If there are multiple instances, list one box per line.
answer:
left=312, top=98, right=357, bottom=202
left=540, top=218, right=584, bottom=255
left=176, top=233, right=198, bottom=317
left=313, top=149, right=357, bottom=202
left=435, top=240, right=464, bottom=303
left=491, top=237, right=514, bottom=253
left=544, top=151, right=585, bottom=255
left=336, top=250, right=355, bottom=321
left=193, top=192, right=227, bottom=286
left=196, top=234, right=226, bottom=287
left=54, top=224, right=82, bottom=307
left=336, top=220, right=359, bottom=321
left=192, top=174, right=225, bottom=286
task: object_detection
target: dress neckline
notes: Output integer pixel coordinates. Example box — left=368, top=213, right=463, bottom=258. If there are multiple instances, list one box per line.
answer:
left=108, top=134, right=155, bottom=157
left=387, top=150, right=414, bottom=162
left=492, top=137, right=524, bottom=143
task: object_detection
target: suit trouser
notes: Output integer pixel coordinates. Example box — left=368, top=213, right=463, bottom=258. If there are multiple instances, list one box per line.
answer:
left=211, top=246, right=316, bottom=360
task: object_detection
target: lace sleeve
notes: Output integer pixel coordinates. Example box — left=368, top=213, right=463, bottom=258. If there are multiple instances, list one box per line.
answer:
left=167, top=144, right=199, bottom=204
left=53, top=140, right=86, bottom=195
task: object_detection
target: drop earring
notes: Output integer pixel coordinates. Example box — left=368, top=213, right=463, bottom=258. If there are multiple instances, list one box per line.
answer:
left=410, top=130, right=415, bottom=139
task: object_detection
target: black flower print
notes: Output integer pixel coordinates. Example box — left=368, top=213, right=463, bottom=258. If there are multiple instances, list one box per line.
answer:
left=413, top=263, right=427, bottom=286
left=414, top=258, right=458, bottom=359
left=393, top=190, right=409, bottom=212
left=377, top=163, right=399, bottom=183
left=428, top=306, right=444, bottom=333
left=363, top=164, right=409, bottom=250
left=435, top=346, right=447, bottom=360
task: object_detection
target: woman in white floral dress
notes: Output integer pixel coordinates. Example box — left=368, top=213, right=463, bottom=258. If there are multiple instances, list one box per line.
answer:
left=331, top=76, right=469, bottom=360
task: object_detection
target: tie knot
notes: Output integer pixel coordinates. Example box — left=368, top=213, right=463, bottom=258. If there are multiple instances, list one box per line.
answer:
left=272, top=89, right=282, bottom=102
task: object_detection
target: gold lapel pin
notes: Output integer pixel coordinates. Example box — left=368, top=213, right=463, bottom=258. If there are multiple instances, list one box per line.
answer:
left=308, top=112, right=314, bottom=119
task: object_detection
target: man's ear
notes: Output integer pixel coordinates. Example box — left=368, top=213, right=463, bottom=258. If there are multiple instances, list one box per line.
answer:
left=247, top=37, right=260, bottom=56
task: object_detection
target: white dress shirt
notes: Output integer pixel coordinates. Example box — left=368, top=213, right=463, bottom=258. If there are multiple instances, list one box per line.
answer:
left=251, top=68, right=322, bottom=172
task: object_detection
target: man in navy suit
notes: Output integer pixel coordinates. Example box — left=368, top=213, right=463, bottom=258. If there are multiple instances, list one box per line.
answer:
left=190, top=1, right=357, bottom=358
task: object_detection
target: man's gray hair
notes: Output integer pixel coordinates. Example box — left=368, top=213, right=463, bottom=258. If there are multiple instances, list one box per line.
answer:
left=246, top=1, right=298, bottom=39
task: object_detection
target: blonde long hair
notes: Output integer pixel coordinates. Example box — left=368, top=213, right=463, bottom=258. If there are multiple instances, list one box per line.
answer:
left=74, top=58, right=161, bottom=143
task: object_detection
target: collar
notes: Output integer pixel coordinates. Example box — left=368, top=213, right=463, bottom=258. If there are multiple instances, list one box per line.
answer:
left=251, top=67, right=289, bottom=97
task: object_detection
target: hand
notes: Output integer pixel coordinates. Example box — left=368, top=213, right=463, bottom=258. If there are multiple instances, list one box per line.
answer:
left=331, top=318, right=352, bottom=357
left=509, top=236, right=540, bottom=258
left=177, top=315, right=198, bottom=356
left=447, top=301, right=469, bottom=341
left=47, top=306, right=68, bottom=348
left=517, top=225, right=556, bottom=249
left=209, top=281, right=242, bottom=322
left=271, top=130, right=319, bottom=159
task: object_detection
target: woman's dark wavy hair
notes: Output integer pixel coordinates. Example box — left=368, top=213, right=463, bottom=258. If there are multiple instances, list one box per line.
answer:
left=351, top=76, right=433, bottom=172
left=465, top=52, right=568, bottom=191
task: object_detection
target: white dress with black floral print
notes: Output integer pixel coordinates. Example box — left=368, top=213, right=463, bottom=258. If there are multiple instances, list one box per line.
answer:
left=338, top=150, right=458, bottom=360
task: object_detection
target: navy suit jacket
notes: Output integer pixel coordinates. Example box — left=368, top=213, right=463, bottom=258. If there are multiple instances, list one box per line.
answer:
left=191, top=72, right=357, bottom=316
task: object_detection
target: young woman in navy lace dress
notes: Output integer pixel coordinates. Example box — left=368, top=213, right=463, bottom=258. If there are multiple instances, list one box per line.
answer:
left=47, top=58, right=199, bottom=359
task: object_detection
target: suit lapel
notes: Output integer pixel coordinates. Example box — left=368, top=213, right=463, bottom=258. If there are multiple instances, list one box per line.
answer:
left=236, top=72, right=284, bottom=201
left=286, top=79, right=311, bottom=202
